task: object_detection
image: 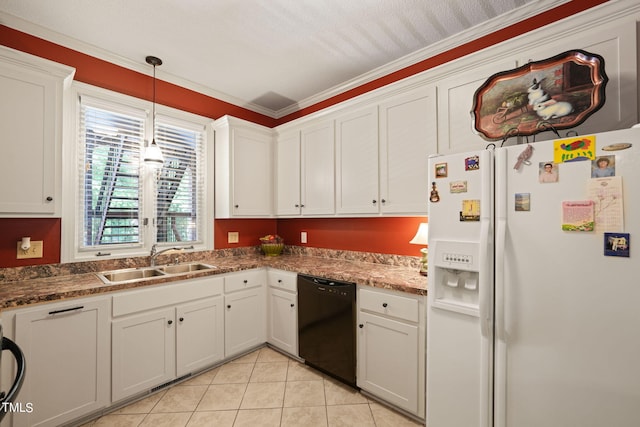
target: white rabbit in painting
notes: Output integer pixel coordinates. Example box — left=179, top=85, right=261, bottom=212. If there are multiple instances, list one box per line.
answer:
left=527, top=78, right=549, bottom=105
left=533, top=99, right=574, bottom=120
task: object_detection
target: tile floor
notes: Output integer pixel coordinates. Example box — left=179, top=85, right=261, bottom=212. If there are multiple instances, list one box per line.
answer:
left=81, top=346, right=423, bottom=427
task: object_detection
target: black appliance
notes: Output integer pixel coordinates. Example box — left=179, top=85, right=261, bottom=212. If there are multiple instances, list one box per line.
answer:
left=297, top=274, right=356, bottom=387
left=0, top=323, right=26, bottom=422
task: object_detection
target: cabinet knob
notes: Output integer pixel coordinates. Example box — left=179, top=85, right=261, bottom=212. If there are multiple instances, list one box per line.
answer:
left=359, top=324, right=364, bottom=328
left=382, top=302, right=388, bottom=308
left=243, top=280, right=248, bottom=284
left=381, top=199, right=386, bottom=204
left=234, top=204, right=239, bottom=208
left=168, top=320, right=173, bottom=325
left=290, top=303, right=295, bottom=308
left=227, top=304, right=231, bottom=309
left=179, top=317, right=184, bottom=322
left=295, top=204, right=299, bottom=208
left=46, top=196, right=53, bottom=202
left=372, top=199, right=377, bottom=204
left=300, top=204, right=305, bottom=208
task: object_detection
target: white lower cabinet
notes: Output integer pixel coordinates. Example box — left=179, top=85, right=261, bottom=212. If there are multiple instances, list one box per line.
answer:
left=266, top=269, right=298, bottom=356
left=223, top=269, right=267, bottom=358
left=7, top=296, right=110, bottom=427
left=357, top=286, right=426, bottom=418
left=111, top=276, right=225, bottom=403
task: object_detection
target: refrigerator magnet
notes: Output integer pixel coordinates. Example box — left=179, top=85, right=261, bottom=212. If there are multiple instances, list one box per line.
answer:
left=435, top=163, right=448, bottom=178
left=561, top=200, right=595, bottom=231
left=465, top=156, right=479, bottom=171
left=430, top=182, right=440, bottom=203
left=460, top=200, right=480, bottom=221
left=515, top=193, right=530, bottom=211
left=539, top=161, right=559, bottom=183
left=553, top=135, right=596, bottom=163
left=604, top=232, right=630, bottom=257
left=591, top=155, right=615, bottom=177
left=450, top=181, right=467, bottom=193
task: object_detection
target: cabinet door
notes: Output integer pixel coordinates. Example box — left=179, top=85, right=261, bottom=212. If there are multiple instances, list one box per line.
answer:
left=112, top=307, right=175, bottom=402
left=379, top=85, right=437, bottom=214
left=335, top=106, right=379, bottom=214
left=275, top=131, right=302, bottom=215
left=301, top=121, right=335, bottom=215
left=176, top=296, right=224, bottom=377
left=437, top=59, right=517, bottom=155
left=13, top=298, right=109, bottom=427
left=231, top=126, right=273, bottom=216
left=0, top=59, right=64, bottom=215
left=224, top=286, right=265, bottom=358
left=267, top=287, right=298, bottom=356
left=357, top=311, right=419, bottom=415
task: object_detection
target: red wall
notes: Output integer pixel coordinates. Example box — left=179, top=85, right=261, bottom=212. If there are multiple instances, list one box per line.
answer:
left=0, top=218, right=61, bottom=267
left=0, top=0, right=607, bottom=266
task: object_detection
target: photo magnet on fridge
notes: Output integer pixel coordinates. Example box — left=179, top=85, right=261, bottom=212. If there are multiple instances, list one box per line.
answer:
left=604, top=232, right=630, bottom=257
left=460, top=199, right=480, bottom=221
left=515, top=193, right=530, bottom=211
left=465, top=156, right=479, bottom=171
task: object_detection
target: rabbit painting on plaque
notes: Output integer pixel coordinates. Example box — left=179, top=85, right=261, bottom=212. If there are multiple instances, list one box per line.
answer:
left=471, top=50, right=608, bottom=141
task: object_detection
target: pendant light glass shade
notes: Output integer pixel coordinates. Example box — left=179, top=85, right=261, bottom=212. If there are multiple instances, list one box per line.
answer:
left=143, top=55, right=164, bottom=168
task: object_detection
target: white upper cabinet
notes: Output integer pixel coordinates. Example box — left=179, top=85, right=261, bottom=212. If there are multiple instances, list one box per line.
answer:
left=335, top=106, right=379, bottom=214
left=0, top=47, right=74, bottom=216
left=214, top=116, right=273, bottom=217
left=275, top=120, right=335, bottom=216
left=515, top=19, right=637, bottom=141
left=275, top=130, right=302, bottom=216
left=437, top=59, right=517, bottom=155
left=379, top=85, right=437, bottom=214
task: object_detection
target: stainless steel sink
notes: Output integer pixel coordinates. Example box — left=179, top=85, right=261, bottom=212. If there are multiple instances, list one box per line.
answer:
left=97, top=262, right=216, bottom=284
left=156, top=263, right=217, bottom=274
left=97, top=267, right=167, bottom=284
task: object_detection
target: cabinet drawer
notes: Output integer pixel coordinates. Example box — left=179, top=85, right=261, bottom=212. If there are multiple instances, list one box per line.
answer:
left=224, top=269, right=265, bottom=293
left=359, top=288, right=419, bottom=323
left=267, top=269, right=297, bottom=292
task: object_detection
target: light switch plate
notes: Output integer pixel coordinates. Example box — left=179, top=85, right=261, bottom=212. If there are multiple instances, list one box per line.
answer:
left=301, top=231, right=307, bottom=244
left=228, top=232, right=239, bottom=244
left=17, top=240, right=43, bottom=259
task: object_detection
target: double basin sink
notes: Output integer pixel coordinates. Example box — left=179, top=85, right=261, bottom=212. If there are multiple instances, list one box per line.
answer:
left=97, top=262, right=216, bottom=285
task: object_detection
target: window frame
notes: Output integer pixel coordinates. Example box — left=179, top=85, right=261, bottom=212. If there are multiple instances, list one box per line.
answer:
left=62, top=82, right=213, bottom=262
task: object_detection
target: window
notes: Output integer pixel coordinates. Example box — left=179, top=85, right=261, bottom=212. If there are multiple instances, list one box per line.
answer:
left=64, top=85, right=212, bottom=262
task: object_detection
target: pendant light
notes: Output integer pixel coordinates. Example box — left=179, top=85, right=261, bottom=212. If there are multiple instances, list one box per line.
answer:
left=143, top=55, right=164, bottom=167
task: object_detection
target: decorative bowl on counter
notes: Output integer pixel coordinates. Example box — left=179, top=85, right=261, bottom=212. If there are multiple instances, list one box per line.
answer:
left=260, top=234, right=284, bottom=256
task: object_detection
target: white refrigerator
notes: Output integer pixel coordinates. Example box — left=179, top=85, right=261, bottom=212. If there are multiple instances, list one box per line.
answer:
left=426, top=127, right=640, bottom=427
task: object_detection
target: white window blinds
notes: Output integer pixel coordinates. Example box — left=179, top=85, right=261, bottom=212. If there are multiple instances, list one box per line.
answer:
left=79, top=97, right=145, bottom=248
left=154, top=116, right=205, bottom=244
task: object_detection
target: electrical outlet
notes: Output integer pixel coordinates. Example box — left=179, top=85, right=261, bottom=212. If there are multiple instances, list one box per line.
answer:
left=228, top=232, right=239, bottom=244
left=17, top=240, right=44, bottom=259
left=301, top=231, right=307, bottom=244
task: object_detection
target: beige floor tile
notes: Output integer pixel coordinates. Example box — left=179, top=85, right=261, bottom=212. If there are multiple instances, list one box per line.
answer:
left=139, top=412, right=192, bottom=427
left=186, top=410, right=237, bottom=427
left=196, top=383, right=246, bottom=411
left=250, top=362, right=289, bottom=382
left=324, top=378, right=368, bottom=406
left=212, top=362, right=254, bottom=384
left=284, top=380, right=326, bottom=407
left=326, top=404, right=375, bottom=427
left=240, top=381, right=286, bottom=409
left=230, top=350, right=260, bottom=364
left=234, top=408, right=282, bottom=427
left=369, top=402, right=423, bottom=426
left=92, top=413, right=146, bottom=426
left=112, top=391, right=167, bottom=414
left=256, top=346, right=290, bottom=362
left=281, top=406, right=328, bottom=427
left=287, top=360, right=324, bottom=381
left=151, top=385, right=208, bottom=413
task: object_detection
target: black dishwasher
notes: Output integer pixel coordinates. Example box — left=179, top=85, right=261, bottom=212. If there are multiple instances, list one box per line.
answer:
left=297, top=274, right=356, bottom=387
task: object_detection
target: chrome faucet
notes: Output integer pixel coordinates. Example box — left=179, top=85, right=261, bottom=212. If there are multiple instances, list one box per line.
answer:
left=150, top=244, right=194, bottom=266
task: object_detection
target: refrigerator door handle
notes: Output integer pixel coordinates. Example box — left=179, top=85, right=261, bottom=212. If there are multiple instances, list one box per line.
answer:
left=479, top=218, right=491, bottom=338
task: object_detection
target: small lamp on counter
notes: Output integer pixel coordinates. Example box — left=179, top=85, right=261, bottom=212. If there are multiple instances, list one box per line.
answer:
left=409, top=223, right=429, bottom=276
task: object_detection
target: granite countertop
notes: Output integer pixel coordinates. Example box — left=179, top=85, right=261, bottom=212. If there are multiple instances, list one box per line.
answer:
left=0, top=250, right=428, bottom=310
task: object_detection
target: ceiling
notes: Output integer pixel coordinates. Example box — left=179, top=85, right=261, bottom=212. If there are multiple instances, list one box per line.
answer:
left=0, top=0, right=568, bottom=117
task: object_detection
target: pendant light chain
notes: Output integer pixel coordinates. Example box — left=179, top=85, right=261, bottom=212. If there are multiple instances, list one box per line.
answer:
left=143, top=55, right=164, bottom=167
